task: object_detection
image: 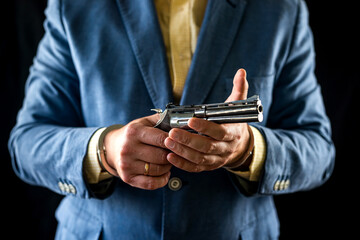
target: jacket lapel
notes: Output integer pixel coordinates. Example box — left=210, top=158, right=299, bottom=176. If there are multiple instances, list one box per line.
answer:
left=115, top=0, right=173, bottom=108
left=181, top=0, right=247, bottom=105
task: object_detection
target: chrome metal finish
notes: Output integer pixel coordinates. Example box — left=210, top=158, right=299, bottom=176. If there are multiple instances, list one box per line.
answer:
left=153, top=95, right=263, bottom=132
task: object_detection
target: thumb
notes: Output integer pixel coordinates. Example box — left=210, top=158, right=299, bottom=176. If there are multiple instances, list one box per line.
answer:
left=225, top=68, right=248, bottom=102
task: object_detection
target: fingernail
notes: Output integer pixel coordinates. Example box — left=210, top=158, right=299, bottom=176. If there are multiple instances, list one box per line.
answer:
left=169, top=129, right=179, bottom=140
left=189, top=118, right=198, bottom=129
left=165, top=138, right=175, bottom=149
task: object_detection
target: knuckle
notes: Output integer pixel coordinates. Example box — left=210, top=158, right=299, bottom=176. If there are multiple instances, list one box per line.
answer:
left=175, top=158, right=186, bottom=169
left=145, top=180, right=157, bottom=190
left=222, top=144, right=234, bottom=155
left=119, top=144, right=131, bottom=158
left=121, top=173, right=132, bottom=184
left=196, top=124, right=206, bottom=133
left=234, top=129, right=242, bottom=141
left=229, top=146, right=237, bottom=154
left=204, top=142, right=216, bottom=153
left=173, top=143, right=182, bottom=154
left=124, top=123, right=139, bottom=138
left=157, top=150, right=168, bottom=164
left=153, top=164, right=161, bottom=175
left=118, top=159, right=131, bottom=172
left=180, top=133, right=191, bottom=145
left=162, top=150, right=169, bottom=161
left=219, top=126, right=230, bottom=141
left=197, top=153, right=208, bottom=165
left=156, top=133, right=167, bottom=148
left=219, top=130, right=227, bottom=141
left=194, top=165, right=203, bottom=173
left=224, top=149, right=234, bottom=156
left=199, top=156, right=206, bottom=165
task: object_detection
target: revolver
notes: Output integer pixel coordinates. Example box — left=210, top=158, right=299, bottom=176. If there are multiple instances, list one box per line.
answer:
left=152, top=95, right=263, bottom=132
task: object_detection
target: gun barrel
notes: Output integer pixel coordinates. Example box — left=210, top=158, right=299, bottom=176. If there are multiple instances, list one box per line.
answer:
left=154, top=95, right=264, bottom=131
left=199, top=104, right=262, bottom=117
left=170, top=113, right=263, bottom=129
left=207, top=113, right=263, bottom=123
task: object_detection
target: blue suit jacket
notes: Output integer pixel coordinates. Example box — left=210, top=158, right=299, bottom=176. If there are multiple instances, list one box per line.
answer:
left=9, top=0, right=335, bottom=239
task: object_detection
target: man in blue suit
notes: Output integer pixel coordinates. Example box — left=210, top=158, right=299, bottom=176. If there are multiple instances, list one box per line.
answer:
left=9, top=0, right=335, bottom=239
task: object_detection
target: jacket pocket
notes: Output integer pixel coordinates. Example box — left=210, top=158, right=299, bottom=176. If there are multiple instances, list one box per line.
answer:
left=238, top=208, right=280, bottom=240
left=55, top=198, right=102, bottom=240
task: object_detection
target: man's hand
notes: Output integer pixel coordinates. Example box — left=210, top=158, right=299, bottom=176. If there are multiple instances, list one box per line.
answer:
left=103, top=115, right=172, bottom=190
left=164, top=69, right=252, bottom=172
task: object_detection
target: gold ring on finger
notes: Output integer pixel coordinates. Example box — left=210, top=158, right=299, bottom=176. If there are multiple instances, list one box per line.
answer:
left=144, top=162, right=150, bottom=176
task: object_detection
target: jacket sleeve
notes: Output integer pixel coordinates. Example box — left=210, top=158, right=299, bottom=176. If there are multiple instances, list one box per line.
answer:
left=8, top=0, right=98, bottom=199
left=254, top=1, right=335, bottom=195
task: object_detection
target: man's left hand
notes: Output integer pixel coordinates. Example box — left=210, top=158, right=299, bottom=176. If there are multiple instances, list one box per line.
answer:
left=164, top=69, right=252, bottom=172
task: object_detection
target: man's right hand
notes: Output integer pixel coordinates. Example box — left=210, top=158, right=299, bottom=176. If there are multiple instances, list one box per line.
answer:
left=103, top=114, right=172, bottom=190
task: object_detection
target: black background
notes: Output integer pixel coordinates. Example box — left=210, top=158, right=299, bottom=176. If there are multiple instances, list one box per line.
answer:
left=1, top=1, right=358, bottom=239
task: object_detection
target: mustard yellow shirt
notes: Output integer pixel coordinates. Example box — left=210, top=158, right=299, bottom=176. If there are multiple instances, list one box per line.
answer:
left=155, top=0, right=207, bottom=103
left=83, top=0, right=266, bottom=184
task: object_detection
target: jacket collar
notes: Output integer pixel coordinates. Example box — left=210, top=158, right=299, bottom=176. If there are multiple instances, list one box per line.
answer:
left=181, top=0, right=247, bottom=105
left=116, top=0, right=173, bottom=109
left=116, top=0, right=247, bottom=107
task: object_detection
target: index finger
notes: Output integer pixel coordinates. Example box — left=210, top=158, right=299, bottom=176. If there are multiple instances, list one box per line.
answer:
left=187, top=118, right=234, bottom=141
left=129, top=114, right=168, bottom=148
left=139, top=126, right=169, bottom=149
left=125, top=120, right=169, bottom=149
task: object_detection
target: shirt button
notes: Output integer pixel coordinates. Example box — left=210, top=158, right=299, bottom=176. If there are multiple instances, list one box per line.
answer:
left=168, top=177, right=182, bottom=191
